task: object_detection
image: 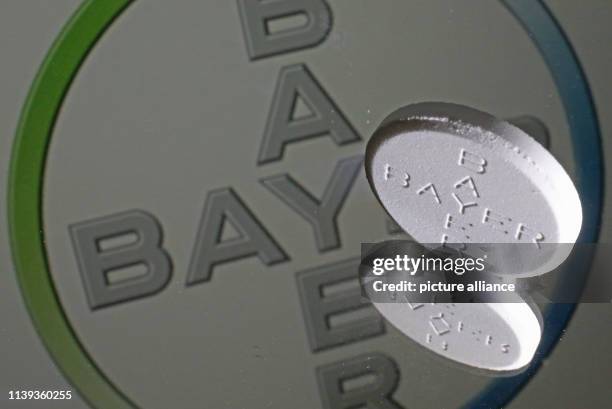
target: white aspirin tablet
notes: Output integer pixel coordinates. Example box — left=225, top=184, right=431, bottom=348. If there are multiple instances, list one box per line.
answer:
left=360, top=242, right=542, bottom=374
left=373, top=299, right=542, bottom=374
left=365, top=102, right=582, bottom=277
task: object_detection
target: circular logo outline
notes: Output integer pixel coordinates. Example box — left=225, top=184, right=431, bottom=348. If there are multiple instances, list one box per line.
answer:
left=7, top=1, right=603, bottom=408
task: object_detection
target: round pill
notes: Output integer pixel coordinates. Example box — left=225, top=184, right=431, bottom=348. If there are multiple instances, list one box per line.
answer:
left=360, top=240, right=542, bottom=374
left=365, top=102, right=582, bottom=277
left=372, top=298, right=542, bottom=374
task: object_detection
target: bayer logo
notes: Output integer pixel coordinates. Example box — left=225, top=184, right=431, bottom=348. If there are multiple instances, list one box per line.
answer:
left=6, top=1, right=603, bottom=408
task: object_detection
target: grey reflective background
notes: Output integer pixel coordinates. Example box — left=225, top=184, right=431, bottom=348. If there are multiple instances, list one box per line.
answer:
left=0, top=1, right=610, bottom=408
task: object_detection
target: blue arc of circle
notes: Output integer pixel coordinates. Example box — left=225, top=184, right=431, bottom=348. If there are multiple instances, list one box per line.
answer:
left=466, top=1, right=603, bottom=408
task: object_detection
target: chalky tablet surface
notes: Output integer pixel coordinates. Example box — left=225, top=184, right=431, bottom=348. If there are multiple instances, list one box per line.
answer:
left=365, top=102, right=583, bottom=277
left=373, top=300, right=542, bottom=374
left=361, top=242, right=543, bottom=374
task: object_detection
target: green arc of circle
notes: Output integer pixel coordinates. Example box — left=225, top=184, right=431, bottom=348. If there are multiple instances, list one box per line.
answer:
left=8, top=1, right=603, bottom=409
left=8, top=0, right=136, bottom=408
